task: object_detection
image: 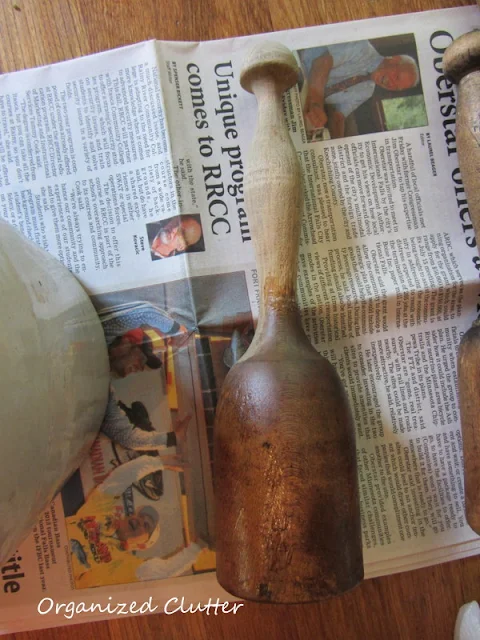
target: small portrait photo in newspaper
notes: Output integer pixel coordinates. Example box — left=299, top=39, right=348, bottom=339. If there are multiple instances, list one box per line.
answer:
left=296, top=33, right=428, bottom=142
left=146, top=214, right=205, bottom=260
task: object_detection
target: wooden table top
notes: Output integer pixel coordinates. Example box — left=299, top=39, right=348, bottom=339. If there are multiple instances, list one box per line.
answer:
left=0, top=0, right=478, bottom=638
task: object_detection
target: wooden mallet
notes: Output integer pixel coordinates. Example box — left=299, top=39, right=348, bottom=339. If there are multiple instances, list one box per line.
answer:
left=444, top=30, right=480, bottom=535
left=214, top=42, right=363, bottom=603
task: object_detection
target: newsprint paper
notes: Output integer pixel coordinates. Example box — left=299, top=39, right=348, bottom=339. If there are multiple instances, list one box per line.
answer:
left=0, top=5, right=479, bottom=633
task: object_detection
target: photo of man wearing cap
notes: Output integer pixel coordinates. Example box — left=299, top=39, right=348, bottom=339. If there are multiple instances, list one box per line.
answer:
left=97, top=301, right=191, bottom=450
left=99, top=300, right=190, bottom=379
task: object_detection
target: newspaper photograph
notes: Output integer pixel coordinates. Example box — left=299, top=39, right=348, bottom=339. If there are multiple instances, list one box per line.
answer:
left=297, top=34, right=428, bottom=142
left=0, top=4, right=480, bottom=633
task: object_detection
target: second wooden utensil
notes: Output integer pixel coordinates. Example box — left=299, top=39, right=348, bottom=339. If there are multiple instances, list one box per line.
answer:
left=444, top=30, right=480, bottom=535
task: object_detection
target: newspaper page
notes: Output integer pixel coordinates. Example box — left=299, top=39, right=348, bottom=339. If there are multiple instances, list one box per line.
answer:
left=0, top=5, right=480, bottom=633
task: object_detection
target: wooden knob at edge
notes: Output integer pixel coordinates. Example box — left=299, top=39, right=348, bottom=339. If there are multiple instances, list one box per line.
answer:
left=443, top=30, right=480, bottom=84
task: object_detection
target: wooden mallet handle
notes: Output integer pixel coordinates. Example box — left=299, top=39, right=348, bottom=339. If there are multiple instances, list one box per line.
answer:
left=444, top=31, right=480, bottom=534
left=239, top=42, right=302, bottom=316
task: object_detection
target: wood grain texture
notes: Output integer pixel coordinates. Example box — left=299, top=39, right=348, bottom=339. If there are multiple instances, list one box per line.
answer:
left=0, top=0, right=478, bottom=636
left=458, top=323, right=480, bottom=533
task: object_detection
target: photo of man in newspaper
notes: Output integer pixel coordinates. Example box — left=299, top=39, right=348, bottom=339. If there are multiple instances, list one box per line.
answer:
left=60, top=298, right=212, bottom=588
left=67, top=455, right=206, bottom=589
left=98, top=301, right=191, bottom=450
left=60, top=274, right=254, bottom=590
left=146, top=214, right=205, bottom=260
left=297, top=34, right=427, bottom=141
left=100, top=301, right=190, bottom=381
